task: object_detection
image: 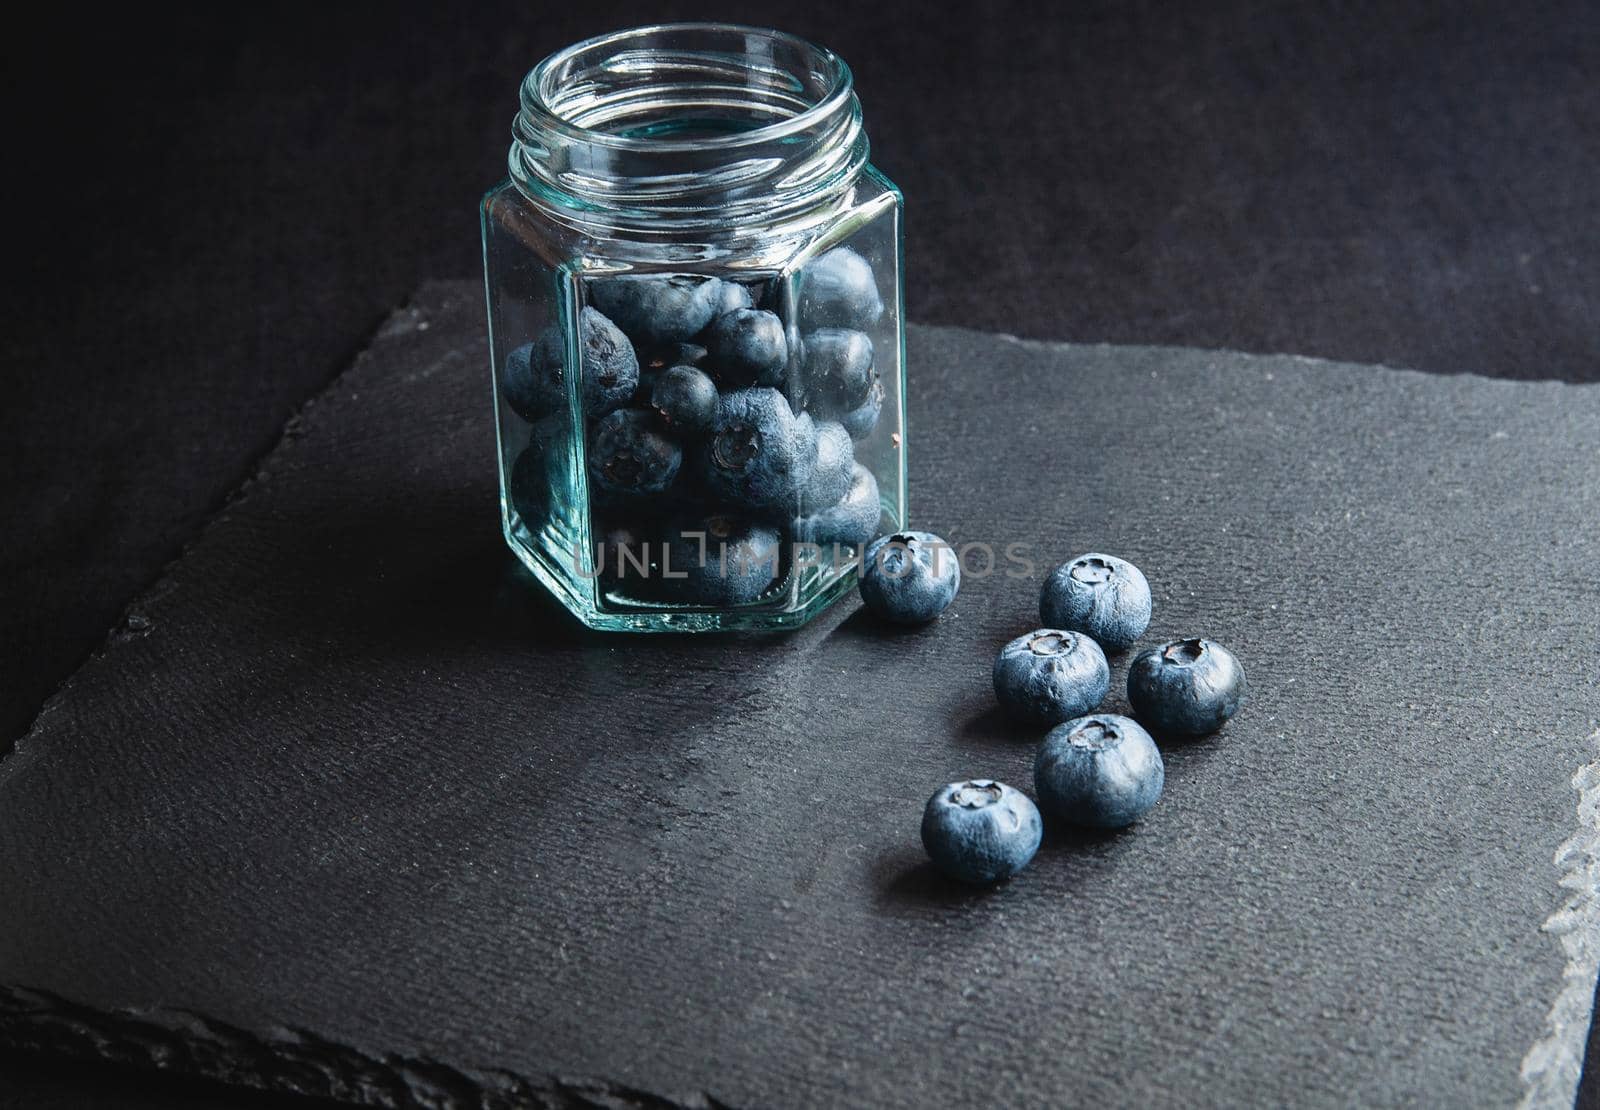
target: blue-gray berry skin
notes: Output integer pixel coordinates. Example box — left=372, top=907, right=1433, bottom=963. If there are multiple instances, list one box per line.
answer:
left=643, top=341, right=709, bottom=370
left=703, top=308, right=788, bottom=387
left=588, top=409, right=682, bottom=498
left=1128, top=638, right=1246, bottom=736
left=501, top=341, right=545, bottom=419
left=593, top=519, right=658, bottom=587
left=992, top=629, right=1111, bottom=726
left=793, top=463, right=881, bottom=550
left=860, top=531, right=960, bottom=623
left=703, top=278, right=755, bottom=319
left=589, top=274, right=721, bottom=347
left=501, top=307, right=639, bottom=420
left=507, top=446, right=547, bottom=525
left=1035, top=714, right=1164, bottom=829
left=1040, top=553, right=1152, bottom=653
left=801, top=328, right=874, bottom=412
left=838, top=374, right=885, bottom=440
left=636, top=341, right=709, bottom=394
left=697, top=388, right=806, bottom=512
left=799, top=246, right=885, bottom=330
left=650, top=365, right=719, bottom=435
left=660, top=515, right=781, bottom=606
left=798, top=420, right=854, bottom=512
left=921, top=780, right=1042, bottom=885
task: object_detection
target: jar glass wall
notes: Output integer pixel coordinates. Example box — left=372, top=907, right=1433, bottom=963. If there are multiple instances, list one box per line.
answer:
left=482, top=24, right=905, bottom=631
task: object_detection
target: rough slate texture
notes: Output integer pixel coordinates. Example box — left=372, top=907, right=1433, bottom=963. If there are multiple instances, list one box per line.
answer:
left=2, top=281, right=1598, bottom=1108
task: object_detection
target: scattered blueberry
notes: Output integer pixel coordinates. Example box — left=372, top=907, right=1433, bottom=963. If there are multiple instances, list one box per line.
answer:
left=1034, top=714, right=1165, bottom=829
left=661, top=514, right=781, bottom=605
left=697, top=387, right=807, bottom=512
left=921, top=779, right=1042, bottom=885
left=799, top=246, right=884, bottom=330
left=590, top=274, right=721, bottom=347
left=798, top=420, right=855, bottom=512
left=992, top=629, right=1110, bottom=726
left=1040, top=553, right=1152, bottom=653
left=588, top=409, right=682, bottom=498
left=838, top=373, right=885, bottom=440
left=860, top=531, right=960, bottom=623
left=501, top=307, right=639, bottom=420
left=793, top=463, right=881, bottom=550
left=1127, top=638, right=1246, bottom=737
left=703, top=308, right=789, bottom=387
left=650, top=365, right=719, bottom=435
left=800, top=328, right=874, bottom=412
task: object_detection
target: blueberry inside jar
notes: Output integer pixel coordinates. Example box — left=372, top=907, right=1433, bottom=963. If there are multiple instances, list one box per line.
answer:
left=482, top=24, right=906, bottom=632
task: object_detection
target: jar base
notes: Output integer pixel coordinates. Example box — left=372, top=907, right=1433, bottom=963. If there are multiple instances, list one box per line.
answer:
left=504, top=520, right=865, bottom=633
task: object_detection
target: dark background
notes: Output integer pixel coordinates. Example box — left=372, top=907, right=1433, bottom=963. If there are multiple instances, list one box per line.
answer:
left=2, top=1, right=1597, bottom=1105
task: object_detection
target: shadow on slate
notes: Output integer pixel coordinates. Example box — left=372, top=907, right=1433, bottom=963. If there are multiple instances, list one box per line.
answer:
left=2, top=281, right=1599, bottom=1108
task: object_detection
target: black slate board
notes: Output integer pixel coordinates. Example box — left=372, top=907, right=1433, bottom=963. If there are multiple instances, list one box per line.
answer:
left=3, top=282, right=1598, bottom=1108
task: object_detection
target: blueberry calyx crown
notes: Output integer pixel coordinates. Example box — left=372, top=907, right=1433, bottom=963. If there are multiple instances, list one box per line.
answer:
left=888, top=532, right=917, bottom=549
left=705, top=516, right=736, bottom=541
left=1163, top=639, right=1206, bottom=665
left=1069, top=556, right=1114, bottom=585
left=1067, top=718, right=1118, bottom=750
left=712, top=423, right=761, bottom=469
left=950, top=781, right=1003, bottom=808
left=1027, top=631, right=1076, bottom=656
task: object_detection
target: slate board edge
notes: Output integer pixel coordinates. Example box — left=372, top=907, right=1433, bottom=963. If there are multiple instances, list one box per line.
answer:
left=1522, top=726, right=1600, bottom=1109
left=0, top=984, right=729, bottom=1110
left=983, top=329, right=1596, bottom=390
left=3, top=282, right=1597, bottom=1108
left=3, top=294, right=435, bottom=770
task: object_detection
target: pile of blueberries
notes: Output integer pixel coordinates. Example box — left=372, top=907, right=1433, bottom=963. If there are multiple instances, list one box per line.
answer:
left=500, top=246, right=889, bottom=606
left=854, top=534, right=1247, bottom=886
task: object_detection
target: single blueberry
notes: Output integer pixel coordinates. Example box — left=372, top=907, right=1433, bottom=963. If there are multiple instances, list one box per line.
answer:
left=650, top=365, right=719, bottom=435
left=588, top=409, right=682, bottom=498
left=524, top=412, right=566, bottom=455
left=800, top=328, right=874, bottom=412
left=703, top=278, right=755, bottom=318
left=793, top=463, right=881, bottom=550
left=859, top=531, right=960, bottom=623
left=1040, top=553, right=1152, bottom=653
left=589, top=274, right=721, bottom=347
left=500, top=341, right=545, bottom=420
left=593, top=519, right=659, bottom=586
left=638, top=341, right=709, bottom=376
left=838, top=373, right=885, bottom=440
left=703, top=308, right=789, bottom=387
left=1034, top=714, right=1165, bottom=829
left=500, top=307, right=639, bottom=420
left=798, top=420, right=855, bottom=513
left=920, top=779, right=1042, bottom=885
left=507, top=446, right=547, bottom=525
left=793, top=410, right=818, bottom=469
left=992, top=629, right=1111, bottom=726
left=799, top=246, right=885, bottom=330
left=660, top=514, right=782, bottom=606
left=1127, top=638, right=1246, bottom=737
left=697, top=387, right=807, bottom=512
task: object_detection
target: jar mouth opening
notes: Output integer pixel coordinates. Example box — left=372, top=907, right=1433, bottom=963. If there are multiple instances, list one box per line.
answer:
left=522, top=22, right=855, bottom=155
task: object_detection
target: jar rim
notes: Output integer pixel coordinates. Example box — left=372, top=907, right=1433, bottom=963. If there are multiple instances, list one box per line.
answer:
left=520, top=22, right=856, bottom=156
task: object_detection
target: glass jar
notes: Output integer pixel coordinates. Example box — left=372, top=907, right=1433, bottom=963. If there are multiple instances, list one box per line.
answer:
left=481, top=23, right=905, bottom=632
